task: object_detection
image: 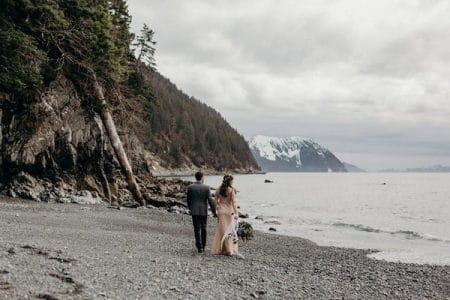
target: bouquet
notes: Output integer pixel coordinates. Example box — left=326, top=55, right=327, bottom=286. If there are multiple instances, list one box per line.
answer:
left=222, top=219, right=255, bottom=247
left=237, top=221, right=254, bottom=241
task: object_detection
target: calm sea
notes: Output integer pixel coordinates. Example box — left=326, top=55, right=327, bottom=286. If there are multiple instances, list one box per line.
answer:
left=197, top=173, right=450, bottom=265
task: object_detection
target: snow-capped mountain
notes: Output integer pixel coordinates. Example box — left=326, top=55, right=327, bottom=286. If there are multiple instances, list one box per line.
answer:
left=248, top=135, right=347, bottom=172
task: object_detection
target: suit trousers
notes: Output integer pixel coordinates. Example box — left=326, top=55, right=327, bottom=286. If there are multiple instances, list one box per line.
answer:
left=192, top=215, right=208, bottom=250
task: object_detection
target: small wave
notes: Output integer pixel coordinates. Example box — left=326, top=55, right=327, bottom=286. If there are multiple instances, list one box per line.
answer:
left=332, top=222, right=450, bottom=243
left=394, top=231, right=448, bottom=243
left=394, top=230, right=423, bottom=239
left=333, top=222, right=382, bottom=233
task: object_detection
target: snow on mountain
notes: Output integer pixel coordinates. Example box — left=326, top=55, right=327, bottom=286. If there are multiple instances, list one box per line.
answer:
left=248, top=135, right=347, bottom=172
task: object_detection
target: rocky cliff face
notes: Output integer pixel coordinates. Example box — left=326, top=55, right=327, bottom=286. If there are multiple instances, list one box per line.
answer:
left=248, top=135, right=347, bottom=172
left=0, top=73, right=247, bottom=205
left=1, top=74, right=258, bottom=206
left=0, top=75, right=152, bottom=202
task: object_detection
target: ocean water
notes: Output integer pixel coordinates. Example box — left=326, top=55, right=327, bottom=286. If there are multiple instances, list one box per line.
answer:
left=199, top=173, right=450, bottom=265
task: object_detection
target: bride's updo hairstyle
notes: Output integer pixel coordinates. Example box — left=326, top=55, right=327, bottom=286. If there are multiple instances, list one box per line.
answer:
left=219, top=174, right=234, bottom=197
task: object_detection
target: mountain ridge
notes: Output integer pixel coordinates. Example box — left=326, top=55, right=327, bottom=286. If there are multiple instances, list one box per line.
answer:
left=248, top=135, right=347, bottom=172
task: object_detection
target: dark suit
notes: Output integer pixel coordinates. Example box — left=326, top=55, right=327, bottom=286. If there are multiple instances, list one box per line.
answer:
left=187, top=181, right=216, bottom=250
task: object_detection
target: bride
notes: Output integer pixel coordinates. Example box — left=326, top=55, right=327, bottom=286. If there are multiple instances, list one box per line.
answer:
left=211, top=174, right=240, bottom=256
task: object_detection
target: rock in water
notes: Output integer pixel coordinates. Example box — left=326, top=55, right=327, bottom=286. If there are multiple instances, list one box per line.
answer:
left=239, top=212, right=249, bottom=218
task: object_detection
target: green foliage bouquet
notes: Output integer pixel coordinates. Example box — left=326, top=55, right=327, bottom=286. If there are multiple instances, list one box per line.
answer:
left=237, top=221, right=254, bottom=241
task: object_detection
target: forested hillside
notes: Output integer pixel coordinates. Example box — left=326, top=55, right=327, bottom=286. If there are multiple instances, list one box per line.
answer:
left=0, top=0, right=258, bottom=204
left=143, top=71, right=258, bottom=170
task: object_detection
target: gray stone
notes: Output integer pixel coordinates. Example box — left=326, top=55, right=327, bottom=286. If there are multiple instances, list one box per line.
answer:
left=239, top=212, right=249, bottom=218
left=16, top=188, right=41, bottom=201
left=168, top=206, right=190, bottom=215
left=144, top=194, right=167, bottom=207
left=70, top=190, right=103, bottom=205
left=7, top=188, right=17, bottom=198
left=40, top=191, right=56, bottom=202
left=15, top=171, right=37, bottom=187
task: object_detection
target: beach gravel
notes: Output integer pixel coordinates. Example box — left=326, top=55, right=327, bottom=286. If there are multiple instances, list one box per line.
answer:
left=0, top=197, right=449, bottom=299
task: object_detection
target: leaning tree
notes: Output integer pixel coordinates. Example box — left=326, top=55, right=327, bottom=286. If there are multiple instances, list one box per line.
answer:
left=0, top=0, right=154, bottom=206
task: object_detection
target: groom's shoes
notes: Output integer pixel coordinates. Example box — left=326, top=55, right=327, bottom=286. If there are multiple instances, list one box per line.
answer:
left=198, top=248, right=204, bottom=254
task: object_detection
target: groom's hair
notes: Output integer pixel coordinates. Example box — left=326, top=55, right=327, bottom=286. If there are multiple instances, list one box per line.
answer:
left=195, top=171, right=204, bottom=181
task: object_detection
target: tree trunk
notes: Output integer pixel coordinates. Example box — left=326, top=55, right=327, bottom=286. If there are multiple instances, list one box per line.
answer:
left=99, top=163, right=112, bottom=203
left=93, top=81, right=146, bottom=206
left=93, top=115, right=112, bottom=203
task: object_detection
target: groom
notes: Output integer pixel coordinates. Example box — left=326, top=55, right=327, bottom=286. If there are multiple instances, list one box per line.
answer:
left=187, top=171, right=217, bottom=253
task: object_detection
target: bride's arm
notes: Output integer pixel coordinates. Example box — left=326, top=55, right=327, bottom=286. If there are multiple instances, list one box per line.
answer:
left=231, top=188, right=239, bottom=219
left=214, top=190, right=219, bottom=216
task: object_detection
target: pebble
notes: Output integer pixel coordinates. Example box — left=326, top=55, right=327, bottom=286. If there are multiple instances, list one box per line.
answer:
left=169, top=286, right=180, bottom=292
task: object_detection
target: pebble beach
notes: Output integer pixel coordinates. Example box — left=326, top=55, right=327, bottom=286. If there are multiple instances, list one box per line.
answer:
left=0, top=197, right=449, bottom=299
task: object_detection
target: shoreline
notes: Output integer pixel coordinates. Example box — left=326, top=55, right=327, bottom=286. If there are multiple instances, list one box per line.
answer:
left=151, top=168, right=266, bottom=178
left=248, top=217, right=450, bottom=267
left=0, top=197, right=449, bottom=299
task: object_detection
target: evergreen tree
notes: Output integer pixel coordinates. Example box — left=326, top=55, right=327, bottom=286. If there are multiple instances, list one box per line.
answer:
left=108, top=0, right=134, bottom=76
left=0, top=0, right=148, bottom=205
left=137, top=69, right=259, bottom=170
left=132, top=23, right=157, bottom=70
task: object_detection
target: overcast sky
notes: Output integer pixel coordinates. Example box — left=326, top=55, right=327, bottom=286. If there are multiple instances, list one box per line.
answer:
left=128, top=0, right=450, bottom=171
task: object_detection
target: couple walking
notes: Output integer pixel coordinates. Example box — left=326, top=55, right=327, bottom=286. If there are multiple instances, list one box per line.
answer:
left=186, top=171, right=240, bottom=256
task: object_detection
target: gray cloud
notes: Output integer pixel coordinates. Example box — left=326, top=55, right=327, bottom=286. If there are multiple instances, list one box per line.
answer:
left=128, top=0, right=450, bottom=171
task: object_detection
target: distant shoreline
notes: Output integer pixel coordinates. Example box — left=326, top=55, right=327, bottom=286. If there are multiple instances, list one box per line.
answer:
left=154, top=171, right=450, bottom=181
left=153, top=169, right=266, bottom=178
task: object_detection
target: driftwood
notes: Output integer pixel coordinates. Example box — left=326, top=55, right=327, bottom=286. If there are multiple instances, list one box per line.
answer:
left=93, top=81, right=145, bottom=206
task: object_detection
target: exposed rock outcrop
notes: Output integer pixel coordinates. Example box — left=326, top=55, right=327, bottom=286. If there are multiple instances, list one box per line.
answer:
left=0, top=75, right=152, bottom=201
left=0, top=75, right=196, bottom=206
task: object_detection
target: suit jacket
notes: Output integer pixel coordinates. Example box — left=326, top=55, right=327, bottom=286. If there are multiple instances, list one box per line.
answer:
left=187, top=181, right=216, bottom=216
